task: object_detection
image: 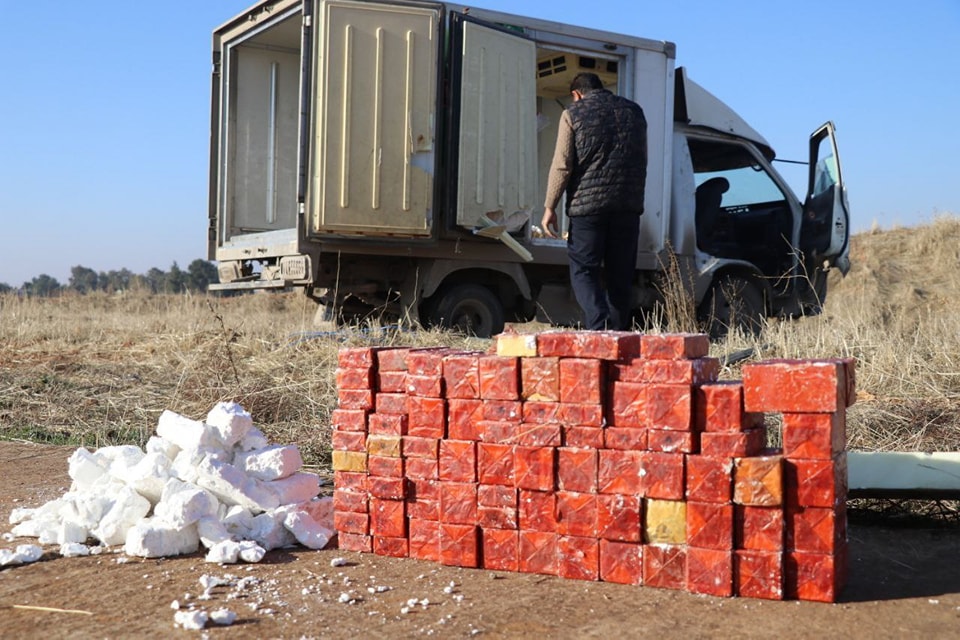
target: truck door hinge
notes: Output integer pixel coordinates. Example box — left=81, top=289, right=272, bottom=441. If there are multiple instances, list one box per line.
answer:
left=303, top=15, right=312, bottom=27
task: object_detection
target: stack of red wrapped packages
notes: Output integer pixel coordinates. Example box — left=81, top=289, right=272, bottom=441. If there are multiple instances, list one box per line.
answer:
left=331, top=331, right=854, bottom=602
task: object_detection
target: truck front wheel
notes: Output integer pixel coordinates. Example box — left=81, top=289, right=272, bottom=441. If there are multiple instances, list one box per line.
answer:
left=426, top=284, right=505, bottom=338
left=699, top=275, right=766, bottom=339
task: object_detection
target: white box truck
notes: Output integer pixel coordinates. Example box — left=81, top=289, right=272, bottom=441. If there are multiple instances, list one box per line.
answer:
left=208, top=0, right=850, bottom=337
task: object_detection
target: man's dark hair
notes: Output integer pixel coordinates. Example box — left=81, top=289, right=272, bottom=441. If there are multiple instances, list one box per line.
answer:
left=570, top=72, right=604, bottom=95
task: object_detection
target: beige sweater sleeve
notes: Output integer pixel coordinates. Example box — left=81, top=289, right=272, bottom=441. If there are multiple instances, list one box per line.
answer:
left=544, top=110, right=575, bottom=210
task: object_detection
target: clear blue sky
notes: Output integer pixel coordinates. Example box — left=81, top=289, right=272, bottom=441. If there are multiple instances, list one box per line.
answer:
left=2, top=0, right=958, bottom=287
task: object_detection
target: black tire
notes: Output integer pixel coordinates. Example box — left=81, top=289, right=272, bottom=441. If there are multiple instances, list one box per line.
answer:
left=427, top=284, right=505, bottom=338
left=699, top=275, right=766, bottom=339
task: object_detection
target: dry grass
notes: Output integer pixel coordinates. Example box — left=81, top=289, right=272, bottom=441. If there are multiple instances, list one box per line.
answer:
left=2, top=215, right=960, bottom=471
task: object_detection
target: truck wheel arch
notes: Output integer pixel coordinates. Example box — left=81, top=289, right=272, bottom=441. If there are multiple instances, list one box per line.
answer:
left=417, top=259, right=532, bottom=302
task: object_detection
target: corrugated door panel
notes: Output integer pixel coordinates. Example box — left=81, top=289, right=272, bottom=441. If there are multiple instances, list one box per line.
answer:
left=313, top=1, right=439, bottom=236
left=456, top=21, right=537, bottom=228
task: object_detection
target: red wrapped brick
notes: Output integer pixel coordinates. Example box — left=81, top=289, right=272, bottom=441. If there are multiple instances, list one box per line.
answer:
left=599, top=539, right=643, bottom=584
left=559, top=358, right=603, bottom=404
left=643, top=544, right=687, bottom=591
left=604, top=427, right=648, bottom=451
left=334, top=511, right=369, bottom=535
left=478, top=356, right=520, bottom=400
left=338, top=389, right=374, bottom=411
left=333, top=489, right=368, bottom=514
left=338, top=346, right=377, bottom=369
left=537, top=330, right=641, bottom=360
left=734, top=455, right=783, bottom=507
left=369, top=413, right=408, bottom=436
left=405, top=374, right=443, bottom=398
left=521, top=357, right=561, bottom=401
left=479, top=420, right=518, bottom=444
left=641, top=452, right=685, bottom=500
left=402, top=436, right=439, bottom=459
left=519, top=530, right=558, bottom=575
left=514, top=446, right=556, bottom=491
left=598, top=450, right=642, bottom=495
left=782, top=411, right=846, bottom=460
left=558, top=535, right=599, bottom=581
left=735, top=506, right=784, bottom=551
left=557, top=447, right=598, bottom=493
left=648, top=429, right=698, bottom=454
left=646, top=384, right=693, bottom=431
left=515, top=423, right=563, bottom=447
left=564, top=427, right=605, bottom=449
left=597, top=493, right=641, bottom=542
left=406, top=458, right=438, bottom=481
left=337, top=532, right=372, bottom=553
left=608, top=360, right=643, bottom=383
left=609, top=381, right=646, bottom=427
left=370, top=498, right=406, bottom=538
left=686, top=547, right=733, bottom=597
left=368, top=456, right=403, bottom=479
left=642, top=357, right=720, bottom=385
left=556, top=403, right=604, bottom=428
left=440, top=523, right=479, bottom=567
left=785, top=453, right=847, bottom=509
left=442, top=353, right=481, bottom=399
left=336, top=367, right=374, bottom=390
left=786, top=551, right=847, bottom=602
left=439, top=440, right=477, bottom=483
left=406, top=479, right=439, bottom=521
left=377, top=371, right=408, bottom=394
left=407, top=396, right=446, bottom=438
left=685, top=455, right=733, bottom=504
left=518, top=490, right=557, bottom=532
left=743, top=359, right=847, bottom=413
left=482, top=528, right=519, bottom=572
left=407, top=348, right=447, bottom=376
left=331, top=408, right=368, bottom=432
left=439, top=482, right=478, bottom=525
left=331, top=430, right=366, bottom=452
left=686, top=502, right=734, bottom=550
left=447, top=399, right=484, bottom=441
left=373, top=536, right=408, bottom=558
left=375, top=393, right=408, bottom=415
left=556, top=491, right=597, bottom=537
left=735, top=549, right=784, bottom=600
left=334, top=471, right=368, bottom=492
left=376, top=347, right=409, bottom=372
left=477, top=443, right=515, bottom=486
left=478, top=484, right=517, bottom=508
left=408, top=518, right=441, bottom=562
left=700, top=428, right=765, bottom=458
left=521, top=402, right=561, bottom=425
left=482, top=400, right=522, bottom=422
left=478, top=505, right=518, bottom=529
left=786, top=505, right=846, bottom=554
left=695, top=382, right=763, bottom=432
left=641, top=333, right=709, bottom=360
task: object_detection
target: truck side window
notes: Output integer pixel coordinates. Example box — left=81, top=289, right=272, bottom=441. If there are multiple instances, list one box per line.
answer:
left=689, top=137, right=793, bottom=285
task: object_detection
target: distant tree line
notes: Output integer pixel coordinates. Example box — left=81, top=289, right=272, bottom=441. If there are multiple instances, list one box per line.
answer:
left=0, top=260, right=220, bottom=297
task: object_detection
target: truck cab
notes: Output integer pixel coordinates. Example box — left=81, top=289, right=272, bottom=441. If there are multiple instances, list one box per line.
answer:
left=208, top=0, right=850, bottom=337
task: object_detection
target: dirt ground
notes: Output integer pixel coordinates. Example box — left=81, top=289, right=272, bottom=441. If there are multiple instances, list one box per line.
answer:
left=1, top=442, right=958, bottom=639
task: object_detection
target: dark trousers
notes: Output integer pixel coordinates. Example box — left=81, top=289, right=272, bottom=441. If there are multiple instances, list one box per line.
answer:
left=567, top=213, right=640, bottom=330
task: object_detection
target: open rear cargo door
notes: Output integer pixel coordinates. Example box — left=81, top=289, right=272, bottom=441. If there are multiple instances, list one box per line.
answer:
left=450, top=13, right=538, bottom=230
left=310, top=0, right=441, bottom=237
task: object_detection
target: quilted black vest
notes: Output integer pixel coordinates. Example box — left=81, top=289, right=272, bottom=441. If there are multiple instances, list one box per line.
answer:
left=565, top=89, right=647, bottom=217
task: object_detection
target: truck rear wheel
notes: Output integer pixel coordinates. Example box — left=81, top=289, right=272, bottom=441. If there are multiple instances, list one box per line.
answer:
left=699, top=275, right=766, bottom=339
left=427, top=284, right=505, bottom=338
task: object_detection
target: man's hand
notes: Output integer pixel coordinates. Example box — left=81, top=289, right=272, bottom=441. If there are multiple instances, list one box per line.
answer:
left=541, top=208, right=559, bottom=239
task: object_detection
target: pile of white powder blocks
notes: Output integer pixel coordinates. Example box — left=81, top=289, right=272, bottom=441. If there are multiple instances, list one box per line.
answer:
left=3, top=402, right=334, bottom=565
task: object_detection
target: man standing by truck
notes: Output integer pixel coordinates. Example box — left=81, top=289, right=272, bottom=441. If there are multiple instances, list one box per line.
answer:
left=541, top=72, right=648, bottom=331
